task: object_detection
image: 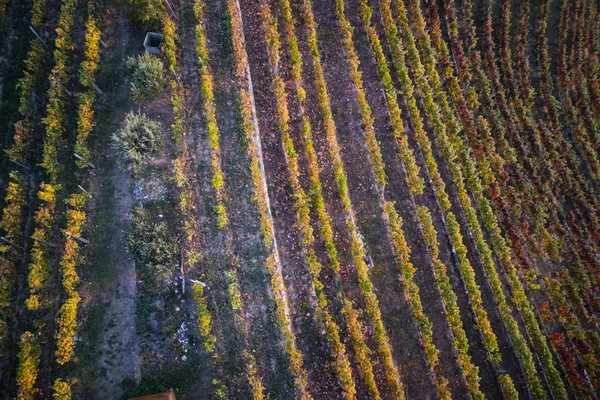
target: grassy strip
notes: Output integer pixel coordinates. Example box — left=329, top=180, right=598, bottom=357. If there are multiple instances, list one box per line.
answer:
left=172, top=154, right=208, bottom=353
left=171, top=0, right=203, bottom=324
left=275, top=1, right=378, bottom=397
left=194, top=2, right=265, bottom=398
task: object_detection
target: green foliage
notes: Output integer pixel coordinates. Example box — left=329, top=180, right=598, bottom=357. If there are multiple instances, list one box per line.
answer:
left=498, top=375, right=518, bottom=400
left=54, top=193, right=89, bottom=365
left=125, top=53, right=167, bottom=101
left=16, top=331, right=41, bottom=400
left=162, top=16, right=178, bottom=69
left=75, top=11, right=102, bottom=168
left=191, top=281, right=215, bottom=352
left=384, top=202, right=448, bottom=398
left=127, top=0, right=165, bottom=27
left=31, top=0, right=46, bottom=27
left=55, top=294, right=81, bottom=365
left=53, top=378, right=72, bottom=399
left=127, top=206, right=177, bottom=286
left=227, top=3, right=311, bottom=398
left=0, top=0, right=6, bottom=20
left=0, top=172, right=26, bottom=243
left=113, top=111, right=163, bottom=171
left=417, top=206, right=483, bottom=399
left=26, top=182, right=60, bottom=311
left=40, top=0, right=78, bottom=180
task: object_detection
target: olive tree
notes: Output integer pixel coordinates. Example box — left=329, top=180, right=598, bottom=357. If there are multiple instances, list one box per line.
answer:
left=113, top=111, right=163, bottom=171
left=125, top=53, right=167, bottom=102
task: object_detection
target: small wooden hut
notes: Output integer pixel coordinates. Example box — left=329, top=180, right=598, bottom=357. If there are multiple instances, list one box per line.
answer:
left=129, top=390, right=176, bottom=400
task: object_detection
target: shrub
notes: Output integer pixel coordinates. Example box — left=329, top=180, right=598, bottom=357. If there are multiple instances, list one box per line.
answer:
left=127, top=0, right=165, bottom=27
left=53, top=378, right=71, bottom=399
left=127, top=206, right=177, bottom=285
left=16, top=331, right=40, bottom=400
left=125, top=53, right=167, bottom=101
left=113, top=111, right=163, bottom=171
left=55, top=294, right=80, bottom=365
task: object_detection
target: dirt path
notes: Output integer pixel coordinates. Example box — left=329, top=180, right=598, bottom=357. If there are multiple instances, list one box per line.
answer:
left=90, top=168, right=139, bottom=400
left=76, top=5, right=140, bottom=399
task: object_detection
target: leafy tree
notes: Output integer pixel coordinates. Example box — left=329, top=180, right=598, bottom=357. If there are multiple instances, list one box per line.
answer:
left=113, top=111, right=163, bottom=171
left=125, top=52, right=167, bottom=101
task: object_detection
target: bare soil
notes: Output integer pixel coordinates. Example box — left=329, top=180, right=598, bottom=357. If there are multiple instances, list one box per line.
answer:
left=300, top=0, right=448, bottom=398
left=188, top=0, right=306, bottom=397
left=236, top=0, right=344, bottom=397
left=75, top=6, right=141, bottom=400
